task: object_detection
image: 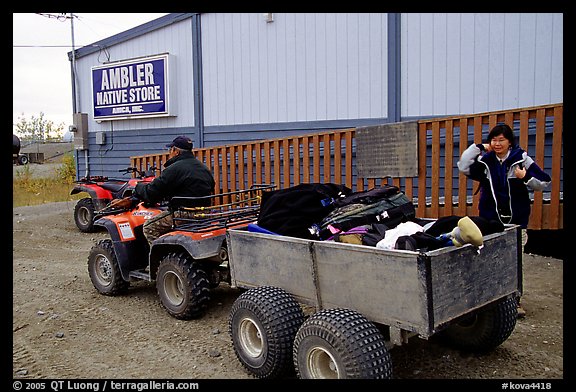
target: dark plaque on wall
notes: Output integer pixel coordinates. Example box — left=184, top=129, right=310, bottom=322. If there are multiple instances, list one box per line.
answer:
left=356, top=121, right=418, bottom=178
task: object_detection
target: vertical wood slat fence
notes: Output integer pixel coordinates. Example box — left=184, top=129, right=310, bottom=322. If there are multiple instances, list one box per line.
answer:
left=131, top=103, right=563, bottom=230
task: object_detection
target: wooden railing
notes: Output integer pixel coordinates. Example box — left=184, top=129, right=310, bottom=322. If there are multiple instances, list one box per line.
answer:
left=131, top=103, right=563, bottom=230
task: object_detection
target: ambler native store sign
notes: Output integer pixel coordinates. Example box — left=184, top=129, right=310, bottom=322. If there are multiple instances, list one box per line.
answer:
left=91, top=54, right=175, bottom=120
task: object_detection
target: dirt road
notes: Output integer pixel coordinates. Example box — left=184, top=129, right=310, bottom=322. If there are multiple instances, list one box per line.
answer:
left=12, top=201, right=563, bottom=380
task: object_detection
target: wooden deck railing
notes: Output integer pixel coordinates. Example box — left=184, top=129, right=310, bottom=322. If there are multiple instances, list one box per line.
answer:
left=131, top=103, right=563, bottom=230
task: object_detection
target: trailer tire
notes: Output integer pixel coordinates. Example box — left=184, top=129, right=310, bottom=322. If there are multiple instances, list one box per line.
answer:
left=156, top=252, right=210, bottom=320
left=438, top=296, right=518, bottom=352
left=229, top=286, right=305, bottom=379
left=18, top=154, right=28, bottom=165
left=293, top=308, right=392, bottom=379
left=74, top=198, right=97, bottom=233
left=88, top=239, right=129, bottom=295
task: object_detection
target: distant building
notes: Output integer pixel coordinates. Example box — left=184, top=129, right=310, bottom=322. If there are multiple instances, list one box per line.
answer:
left=63, top=131, right=73, bottom=143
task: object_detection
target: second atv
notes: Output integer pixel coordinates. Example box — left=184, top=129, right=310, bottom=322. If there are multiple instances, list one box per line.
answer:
left=71, top=166, right=157, bottom=233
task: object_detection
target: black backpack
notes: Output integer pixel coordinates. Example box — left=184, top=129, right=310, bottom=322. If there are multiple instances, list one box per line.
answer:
left=311, top=185, right=416, bottom=240
left=257, top=183, right=352, bottom=239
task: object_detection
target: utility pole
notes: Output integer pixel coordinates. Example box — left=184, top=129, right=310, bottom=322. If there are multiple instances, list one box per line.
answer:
left=35, top=13, right=80, bottom=118
left=70, top=12, right=79, bottom=113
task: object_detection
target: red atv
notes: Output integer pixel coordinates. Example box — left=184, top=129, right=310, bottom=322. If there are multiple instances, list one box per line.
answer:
left=87, top=185, right=275, bottom=320
left=70, top=166, right=157, bottom=233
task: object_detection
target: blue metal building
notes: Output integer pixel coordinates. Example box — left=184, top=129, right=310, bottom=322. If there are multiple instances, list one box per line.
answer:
left=69, top=13, right=563, bottom=187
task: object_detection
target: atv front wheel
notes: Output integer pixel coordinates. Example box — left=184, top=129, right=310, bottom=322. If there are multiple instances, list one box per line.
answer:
left=74, top=198, right=97, bottom=233
left=156, top=252, right=210, bottom=320
left=88, top=239, right=129, bottom=295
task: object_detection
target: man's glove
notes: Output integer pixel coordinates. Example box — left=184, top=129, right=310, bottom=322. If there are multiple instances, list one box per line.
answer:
left=108, top=196, right=136, bottom=210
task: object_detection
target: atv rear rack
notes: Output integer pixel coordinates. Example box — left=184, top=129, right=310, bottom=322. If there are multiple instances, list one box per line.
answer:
left=171, top=184, right=275, bottom=233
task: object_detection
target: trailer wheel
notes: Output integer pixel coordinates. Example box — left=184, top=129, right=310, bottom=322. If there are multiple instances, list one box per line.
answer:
left=293, top=308, right=392, bottom=379
left=156, top=252, right=210, bottom=320
left=74, top=198, right=97, bottom=233
left=229, top=286, right=305, bottom=378
left=438, top=296, right=518, bottom=352
left=18, top=154, right=28, bottom=165
left=88, top=239, right=129, bottom=295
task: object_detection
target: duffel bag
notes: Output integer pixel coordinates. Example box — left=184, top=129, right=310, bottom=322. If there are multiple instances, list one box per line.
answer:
left=257, top=183, right=352, bottom=239
left=311, top=185, right=415, bottom=240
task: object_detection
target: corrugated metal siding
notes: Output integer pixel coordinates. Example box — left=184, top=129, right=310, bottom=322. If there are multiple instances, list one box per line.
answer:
left=76, top=17, right=196, bottom=132
left=401, top=13, right=563, bottom=117
left=73, top=12, right=562, bottom=183
left=200, top=13, right=389, bottom=127
left=75, top=127, right=196, bottom=177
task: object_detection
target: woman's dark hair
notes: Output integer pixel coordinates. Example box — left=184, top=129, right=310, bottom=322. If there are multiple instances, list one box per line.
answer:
left=487, top=123, right=515, bottom=146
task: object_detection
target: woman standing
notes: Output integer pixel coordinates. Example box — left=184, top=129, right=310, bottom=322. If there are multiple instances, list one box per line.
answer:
left=457, top=123, right=551, bottom=318
left=457, top=123, right=551, bottom=229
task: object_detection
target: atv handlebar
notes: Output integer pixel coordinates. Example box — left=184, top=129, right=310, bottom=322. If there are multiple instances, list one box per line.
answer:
left=95, top=196, right=140, bottom=217
left=118, top=166, right=158, bottom=178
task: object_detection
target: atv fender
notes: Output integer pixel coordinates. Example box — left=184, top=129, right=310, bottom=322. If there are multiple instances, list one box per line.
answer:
left=94, top=217, right=150, bottom=281
left=71, top=185, right=112, bottom=210
left=149, top=232, right=227, bottom=280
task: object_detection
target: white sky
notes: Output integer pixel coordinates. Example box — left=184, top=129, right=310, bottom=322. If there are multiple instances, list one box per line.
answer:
left=13, top=13, right=169, bottom=134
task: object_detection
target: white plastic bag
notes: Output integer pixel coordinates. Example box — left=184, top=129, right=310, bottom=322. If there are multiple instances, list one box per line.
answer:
left=376, top=221, right=424, bottom=250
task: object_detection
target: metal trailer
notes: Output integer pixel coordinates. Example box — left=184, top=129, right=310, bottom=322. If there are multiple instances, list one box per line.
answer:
left=225, top=223, right=522, bottom=379
left=12, top=134, right=29, bottom=165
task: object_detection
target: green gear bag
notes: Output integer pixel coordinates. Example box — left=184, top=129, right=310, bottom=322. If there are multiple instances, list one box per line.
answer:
left=313, top=188, right=415, bottom=240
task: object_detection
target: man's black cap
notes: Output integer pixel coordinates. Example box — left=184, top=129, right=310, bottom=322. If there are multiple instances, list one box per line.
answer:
left=166, top=135, right=193, bottom=151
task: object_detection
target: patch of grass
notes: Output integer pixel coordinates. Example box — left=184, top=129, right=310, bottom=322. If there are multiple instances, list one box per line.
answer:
left=13, top=153, right=84, bottom=208
left=13, top=178, right=84, bottom=207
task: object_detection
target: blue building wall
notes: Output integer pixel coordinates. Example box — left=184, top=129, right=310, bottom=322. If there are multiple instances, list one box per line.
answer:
left=72, top=13, right=562, bottom=197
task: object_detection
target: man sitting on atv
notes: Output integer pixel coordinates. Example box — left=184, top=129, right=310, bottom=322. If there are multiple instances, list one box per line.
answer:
left=110, top=135, right=215, bottom=244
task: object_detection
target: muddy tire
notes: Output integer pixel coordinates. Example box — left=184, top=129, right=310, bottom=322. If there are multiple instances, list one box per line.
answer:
left=229, top=286, right=305, bottom=378
left=74, top=197, right=97, bottom=233
left=88, top=239, right=129, bottom=295
left=438, top=296, right=518, bottom=352
left=293, top=308, right=392, bottom=379
left=156, top=252, right=210, bottom=320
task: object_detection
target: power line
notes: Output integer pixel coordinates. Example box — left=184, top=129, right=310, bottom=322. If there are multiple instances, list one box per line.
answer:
left=36, top=13, right=77, bottom=21
left=13, top=44, right=104, bottom=48
left=15, top=14, right=89, bottom=48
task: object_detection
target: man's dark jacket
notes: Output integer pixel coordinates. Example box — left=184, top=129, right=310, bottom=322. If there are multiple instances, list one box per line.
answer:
left=133, top=151, right=215, bottom=205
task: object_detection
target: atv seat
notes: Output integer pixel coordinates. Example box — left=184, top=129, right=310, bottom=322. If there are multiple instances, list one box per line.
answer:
left=100, top=181, right=130, bottom=193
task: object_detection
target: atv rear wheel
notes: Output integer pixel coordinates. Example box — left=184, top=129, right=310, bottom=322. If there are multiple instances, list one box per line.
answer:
left=88, top=239, right=129, bottom=295
left=156, top=252, right=210, bottom=320
left=74, top=197, right=97, bottom=233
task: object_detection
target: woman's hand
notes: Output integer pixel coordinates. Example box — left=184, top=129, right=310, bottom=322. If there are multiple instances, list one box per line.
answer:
left=514, top=165, right=526, bottom=179
left=482, top=143, right=491, bottom=152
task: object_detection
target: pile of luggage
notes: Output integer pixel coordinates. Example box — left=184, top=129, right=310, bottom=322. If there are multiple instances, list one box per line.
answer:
left=254, top=183, right=504, bottom=251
